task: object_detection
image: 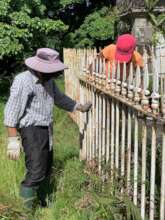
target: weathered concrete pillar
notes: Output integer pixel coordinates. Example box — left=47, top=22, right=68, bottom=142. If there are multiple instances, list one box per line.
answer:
left=132, top=17, right=153, bottom=45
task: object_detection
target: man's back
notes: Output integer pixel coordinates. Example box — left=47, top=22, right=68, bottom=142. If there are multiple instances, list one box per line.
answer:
left=102, top=44, right=143, bottom=67
left=101, top=43, right=144, bottom=79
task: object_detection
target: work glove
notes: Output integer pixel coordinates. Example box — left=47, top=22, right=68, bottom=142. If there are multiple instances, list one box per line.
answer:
left=7, top=136, right=21, bottom=160
left=76, top=102, right=92, bottom=113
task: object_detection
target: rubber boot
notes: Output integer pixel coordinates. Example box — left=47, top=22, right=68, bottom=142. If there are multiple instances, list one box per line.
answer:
left=20, top=185, right=37, bottom=209
left=37, top=177, right=52, bottom=207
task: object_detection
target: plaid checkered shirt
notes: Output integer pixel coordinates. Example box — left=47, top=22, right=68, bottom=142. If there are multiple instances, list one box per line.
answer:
left=4, top=71, right=76, bottom=128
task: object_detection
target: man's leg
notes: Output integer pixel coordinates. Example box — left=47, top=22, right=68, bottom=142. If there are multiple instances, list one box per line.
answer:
left=20, top=126, right=50, bottom=209
left=37, top=150, right=53, bottom=207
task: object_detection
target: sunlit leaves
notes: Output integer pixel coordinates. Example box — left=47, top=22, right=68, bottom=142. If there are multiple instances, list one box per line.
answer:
left=0, top=0, right=68, bottom=58
left=10, top=12, right=67, bottom=33
left=0, top=0, right=11, bottom=17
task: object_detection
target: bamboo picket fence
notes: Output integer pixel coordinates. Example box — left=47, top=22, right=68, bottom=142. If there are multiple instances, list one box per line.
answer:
left=64, top=47, right=165, bottom=220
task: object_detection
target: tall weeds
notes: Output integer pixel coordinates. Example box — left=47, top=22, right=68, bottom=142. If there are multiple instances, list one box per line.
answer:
left=0, top=78, right=143, bottom=220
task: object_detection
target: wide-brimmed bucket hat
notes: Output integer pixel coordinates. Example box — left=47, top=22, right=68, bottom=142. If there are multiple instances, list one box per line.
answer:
left=25, top=48, right=68, bottom=73
left=115, top=34, right=136, bottom=63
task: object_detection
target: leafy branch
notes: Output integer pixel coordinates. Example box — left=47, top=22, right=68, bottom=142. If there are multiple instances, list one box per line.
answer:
left=144, top=0, right=165, bottom=45
left=145, top=0, right=165, bottom=29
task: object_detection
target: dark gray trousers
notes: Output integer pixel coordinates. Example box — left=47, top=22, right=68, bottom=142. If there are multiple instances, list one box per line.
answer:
left=19, top=126, right=53, bottom=187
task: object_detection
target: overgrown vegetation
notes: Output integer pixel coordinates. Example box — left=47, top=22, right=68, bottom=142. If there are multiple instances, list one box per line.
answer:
left=52, top=159, right=143, bottom=220
left=0, top=78, right=143, bottom=220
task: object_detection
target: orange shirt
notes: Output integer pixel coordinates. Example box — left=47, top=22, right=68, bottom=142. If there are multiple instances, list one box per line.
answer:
left=101, top=44, right=144, bottom=79
left=102, top=44, right=116, bottom=62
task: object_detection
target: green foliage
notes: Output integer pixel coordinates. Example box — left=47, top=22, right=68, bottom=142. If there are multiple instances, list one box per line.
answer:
left=60, top=0, right=84, bottom=7
left=0, top=0, right=11, bottom=17
left=144, top=0, right=160, bottom=11
left=0, top=0, right=118, bottom=78
left=53, top=159, right=143, bottom=220
left=148, top=13, right=165, bottom=29
left=145, top=0, right=165, bottom=45
left=65, top=7, right=119, bottom=48
left=0, top=0, right=68, bottom=60
left=0, top=22, right=29, bottom=57
left=10, top=12, right=68, bottom=34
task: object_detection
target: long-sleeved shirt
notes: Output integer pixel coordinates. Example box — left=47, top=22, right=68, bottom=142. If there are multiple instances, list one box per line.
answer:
left=4, top=70, right=76, bottom=128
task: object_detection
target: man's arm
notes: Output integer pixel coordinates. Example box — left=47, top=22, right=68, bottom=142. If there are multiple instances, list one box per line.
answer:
left=53, top=82, right=92, bottom=112
left=7, top=127, right=17, bottom=137
left=53, top=82, right=76, bottom=112
left=4, top=75, right=30, bottom=160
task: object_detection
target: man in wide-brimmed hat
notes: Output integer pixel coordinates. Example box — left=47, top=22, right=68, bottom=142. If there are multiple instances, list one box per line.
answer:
left=4, top=48, right=92, bottom=209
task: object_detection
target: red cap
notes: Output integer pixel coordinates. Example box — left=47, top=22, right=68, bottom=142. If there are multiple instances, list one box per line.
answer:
left=115, top=34, right=136, bottom=63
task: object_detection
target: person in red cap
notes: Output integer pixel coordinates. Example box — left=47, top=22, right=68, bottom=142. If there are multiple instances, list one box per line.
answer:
left=100, top=34, right=144, bottom=79
left=4, top=48, right=92, bottom=210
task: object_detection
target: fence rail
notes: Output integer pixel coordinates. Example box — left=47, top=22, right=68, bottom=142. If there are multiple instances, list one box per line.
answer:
left=64, top=48, right=165, bottom=220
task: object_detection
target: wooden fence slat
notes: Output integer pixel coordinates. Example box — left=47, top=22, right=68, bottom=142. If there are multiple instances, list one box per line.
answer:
left=111, top=99, right=115, bottom=180
left=127, top=108, right=132, bottom=194
left=96, top=92, right=99, bottom=160
left=115, top=101, right=120, bottom=172
left=98, top=94, right=102, bottom=174
left=106, top=98, right=110, bottom=164
left=89, top=85, right=92, bottom=161
left=92, top=87, right=96, bottom=159
left=121, top=104, right=126, bottom=178
left=84, top=85, right=88, bottom=160
left=102, top=95, right=106, bottom=174
left=133, top=112, right=139, bottom=205
left=160, top=124, right=165, bottom=220
left=141, top=118, right=147, bottom=219
left=149, top=121, right=157, bottom=220
left=87, top=85, right=90, bottom=160
left=79, top=83, right=84, bottom=160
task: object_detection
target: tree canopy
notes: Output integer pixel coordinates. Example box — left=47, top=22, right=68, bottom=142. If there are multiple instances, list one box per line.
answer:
left=0, top=0, right=68, bottom=58
left=63, top=6, right=118, bottom=48
left=0, top=0, right=117, bottom=79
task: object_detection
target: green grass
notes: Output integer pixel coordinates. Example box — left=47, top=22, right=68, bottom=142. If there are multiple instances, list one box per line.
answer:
left=0, top=78, right=79, bottom=220
left=0, top=78, right=143, bottom=220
